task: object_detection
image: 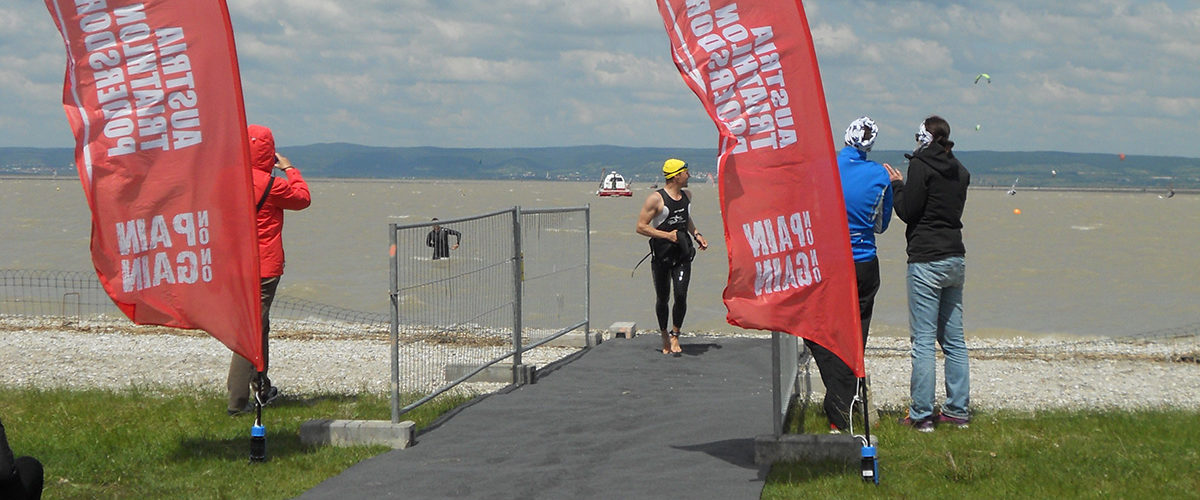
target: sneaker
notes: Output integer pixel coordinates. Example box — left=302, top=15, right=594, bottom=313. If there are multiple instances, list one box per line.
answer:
left=256, top=386, right=280, bottom=407
left=829, top=423, right=843, bottom=434
left=227, top=403, right=253, bottom=417
left=937, top=413, right=970, bottom=429
left=899, top=415, right=935, bottom=433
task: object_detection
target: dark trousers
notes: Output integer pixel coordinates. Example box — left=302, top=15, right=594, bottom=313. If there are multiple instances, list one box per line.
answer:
left=0, top=457, right=42, bottom=500
left=804, top=258, right=879, bottom=430
left=1, top=420, right=43, bottom=500
left=227, top=276, right=280, bottom=411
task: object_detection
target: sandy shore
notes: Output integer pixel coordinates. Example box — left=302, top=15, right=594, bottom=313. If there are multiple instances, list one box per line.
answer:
left=2, top=316, right=1198, bottom=411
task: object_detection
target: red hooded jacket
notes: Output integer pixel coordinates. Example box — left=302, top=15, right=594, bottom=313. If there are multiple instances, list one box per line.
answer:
left=248, top=124, right=311, bottom=278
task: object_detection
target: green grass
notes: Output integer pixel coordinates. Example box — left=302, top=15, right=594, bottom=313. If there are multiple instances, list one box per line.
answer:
left=0, top=386, right=472, bottom=499
left=764, top=405, right=1200, bottom=499
left=5, top=387, right=1199, bottom=499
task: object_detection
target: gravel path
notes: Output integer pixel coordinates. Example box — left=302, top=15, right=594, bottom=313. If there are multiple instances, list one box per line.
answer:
left=3, top=316, right=1198, bottom=411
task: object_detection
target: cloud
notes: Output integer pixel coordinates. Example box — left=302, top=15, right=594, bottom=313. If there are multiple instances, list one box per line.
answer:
left=811, top=0, right=1200, bottom=154
left=5, top=0, right=1200, bottom=156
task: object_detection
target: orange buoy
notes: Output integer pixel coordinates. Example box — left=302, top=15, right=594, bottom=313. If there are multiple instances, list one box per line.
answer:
left=1013, top=208, right=1022, bottom=215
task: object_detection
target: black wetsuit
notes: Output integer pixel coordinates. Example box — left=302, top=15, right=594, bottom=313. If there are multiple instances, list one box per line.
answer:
left=425, top=227, right=462, bottom=260
left=649, top=189, right=693, bottom=332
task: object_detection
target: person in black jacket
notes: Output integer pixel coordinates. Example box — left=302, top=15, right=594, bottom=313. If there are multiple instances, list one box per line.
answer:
left=0, top=418, right=42, bottom=500
left=425, top=218, right=462, bottom=260
left=888, top=115, right=972, bottom=432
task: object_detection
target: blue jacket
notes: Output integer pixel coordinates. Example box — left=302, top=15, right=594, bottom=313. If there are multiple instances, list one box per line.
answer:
left=838, top=146, right=894, bottom=262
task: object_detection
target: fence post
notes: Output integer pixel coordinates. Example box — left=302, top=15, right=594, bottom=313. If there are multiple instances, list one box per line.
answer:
left=584, top=204, right=592, bottom=344
left=771, top=331, right=783, bottom=437
left=389, top=223, right=401, bottom=424
left=511, top=207, right=524, bottom=383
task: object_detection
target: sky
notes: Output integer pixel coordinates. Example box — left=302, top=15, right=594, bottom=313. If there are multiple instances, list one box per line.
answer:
left=4, top=0, right=1200, bottom=156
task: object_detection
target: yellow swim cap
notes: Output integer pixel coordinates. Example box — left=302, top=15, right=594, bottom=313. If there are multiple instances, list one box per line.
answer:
left=663, top=158, right=688, bottom=179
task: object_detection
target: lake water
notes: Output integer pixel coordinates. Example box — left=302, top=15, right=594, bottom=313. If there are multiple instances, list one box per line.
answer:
left=4, top=176, right=1197, bottom=338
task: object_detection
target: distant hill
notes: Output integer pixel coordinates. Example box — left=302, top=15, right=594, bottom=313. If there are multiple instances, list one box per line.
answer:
left=3, top=144, right=1198, bottom=190
left=871, top=150, right=1199, bottom=191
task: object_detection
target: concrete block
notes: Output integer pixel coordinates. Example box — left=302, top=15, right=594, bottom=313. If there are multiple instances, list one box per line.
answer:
left=445, top=363, right=518, bottom=383
left=609, top=322, right=637, bottom=339
left=514, top=363, right=537, bottom=385
left=754, top=433, right=877, bottom=465
left=444, top=363, right=539, bottom=384
left=542, top=331, right=602, bottom=348
left=299, top=418, right=333, bottom=445
left=300, top=419, right=415, bottom=449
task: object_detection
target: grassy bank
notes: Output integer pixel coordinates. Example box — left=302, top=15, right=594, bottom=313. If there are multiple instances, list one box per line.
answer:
left=764, top=406, right=1200, bottom=498
left=0, top=387, right=470, bottom=499
left=4, top=386, right=1198, bottom=499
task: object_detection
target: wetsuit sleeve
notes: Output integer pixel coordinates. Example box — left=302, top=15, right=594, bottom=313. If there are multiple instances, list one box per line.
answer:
left=448, top=229, right=462, bottom=244
left=426, top=231, right=435, bottom=247
left=269, top=167, right=312, bottom=211
left=892, top=160, right=928, bottom=225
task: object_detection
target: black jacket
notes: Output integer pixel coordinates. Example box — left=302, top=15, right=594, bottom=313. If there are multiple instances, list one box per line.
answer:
left=892, top=142, right=970, bottom=263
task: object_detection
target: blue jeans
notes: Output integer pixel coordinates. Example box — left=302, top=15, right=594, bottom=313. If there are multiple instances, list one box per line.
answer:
left=907, top=257, right=970, bottom=420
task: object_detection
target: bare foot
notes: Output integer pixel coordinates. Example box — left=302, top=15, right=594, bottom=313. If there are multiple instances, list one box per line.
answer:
left=669, top=332, right=682, bottom=353
left=660, top=331, right=671, bottom=354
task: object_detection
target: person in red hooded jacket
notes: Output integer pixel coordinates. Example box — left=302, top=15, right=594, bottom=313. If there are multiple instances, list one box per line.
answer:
left=227, top=124, right=312, bottom=416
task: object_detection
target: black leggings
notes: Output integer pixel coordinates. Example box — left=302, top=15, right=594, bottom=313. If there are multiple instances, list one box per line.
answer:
left=804, top=257, right=880, bottom=430
left=651, top=259, right=691, bottom=332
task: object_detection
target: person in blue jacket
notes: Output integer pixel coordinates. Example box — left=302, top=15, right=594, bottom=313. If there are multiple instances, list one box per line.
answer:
left=805, top=116, right=900, bottom=432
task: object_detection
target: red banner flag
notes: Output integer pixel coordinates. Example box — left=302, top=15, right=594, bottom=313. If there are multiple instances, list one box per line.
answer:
left=45, top=0, right=263, bottom=369
left=657, top=0, right=864, bottom=376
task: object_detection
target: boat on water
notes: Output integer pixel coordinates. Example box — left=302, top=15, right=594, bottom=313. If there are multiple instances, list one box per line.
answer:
left=597, top=170, right=633, bottom=197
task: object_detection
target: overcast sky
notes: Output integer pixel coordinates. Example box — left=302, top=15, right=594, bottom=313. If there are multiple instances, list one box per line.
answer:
left=4, top=1, right=1199, bottom=156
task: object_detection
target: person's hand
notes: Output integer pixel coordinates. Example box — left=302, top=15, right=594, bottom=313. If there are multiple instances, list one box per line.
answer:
left=451, top=244, right=459, bottom=250
left=666, top=230, right=678, bottom=243
left=695, top=233, right=708, bottom=250
left=275, top=153, right=294, bottom=170
left=883, top=163, right=903, bottom=182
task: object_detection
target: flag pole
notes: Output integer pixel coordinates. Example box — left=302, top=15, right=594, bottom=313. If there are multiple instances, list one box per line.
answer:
left=251, top=372, right=267, bottom=463
left=859, top=377, right=878, bottom=484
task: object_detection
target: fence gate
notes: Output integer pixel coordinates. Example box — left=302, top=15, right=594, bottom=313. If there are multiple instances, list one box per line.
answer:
left=388, top=205, right=590, bottom=421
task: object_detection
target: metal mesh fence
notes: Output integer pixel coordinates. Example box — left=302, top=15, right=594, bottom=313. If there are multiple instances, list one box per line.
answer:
left=0, top=269, right=388, bottom=327
left=0, top=270, right=119, bottom=318
left=390, top=209, right=518, bottom=397
left=1, top=206, right=592, bottom=421
left=519, top=207, right=590, bottom=344
left=388, top=206, right=591, bottom=420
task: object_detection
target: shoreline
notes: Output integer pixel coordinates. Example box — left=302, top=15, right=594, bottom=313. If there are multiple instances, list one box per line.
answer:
left=3, top=175, right=1196, bottom=194
left=3, top=316, right=1198, bottom=411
